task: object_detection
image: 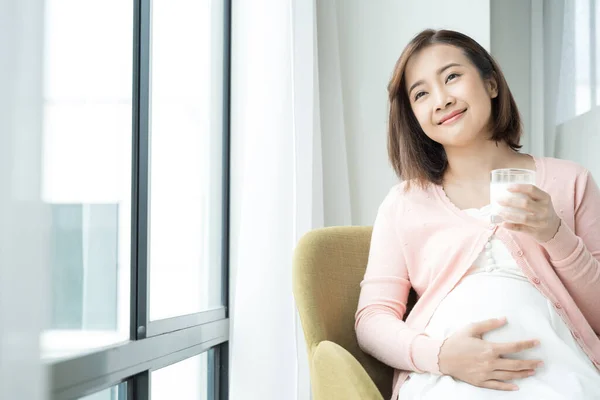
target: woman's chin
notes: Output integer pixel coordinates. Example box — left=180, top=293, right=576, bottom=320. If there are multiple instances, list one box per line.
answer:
left=438, top=132, right=486, bottom=149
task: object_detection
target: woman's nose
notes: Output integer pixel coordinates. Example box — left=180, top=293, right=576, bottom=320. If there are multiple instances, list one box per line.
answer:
left=434, top=89, right=455, bottom=111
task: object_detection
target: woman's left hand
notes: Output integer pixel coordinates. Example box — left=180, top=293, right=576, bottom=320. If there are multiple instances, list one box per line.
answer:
left=497, top=184, right=561, bottom=243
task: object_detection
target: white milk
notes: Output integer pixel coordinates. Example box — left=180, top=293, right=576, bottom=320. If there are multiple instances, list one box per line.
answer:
left=490, top=181, right=534, bottom=223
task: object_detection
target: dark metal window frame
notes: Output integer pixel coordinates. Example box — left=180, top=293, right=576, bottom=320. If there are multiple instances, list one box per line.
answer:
left=48, top=0, right=231, bottom=398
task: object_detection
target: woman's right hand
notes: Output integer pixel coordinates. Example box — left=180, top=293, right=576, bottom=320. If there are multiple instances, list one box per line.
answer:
left=438, top=317, right=544, bottom=391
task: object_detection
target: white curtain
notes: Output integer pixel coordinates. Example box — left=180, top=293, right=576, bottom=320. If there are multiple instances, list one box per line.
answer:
left=228, top=0, right=352, bottom=399
left=0, top=0, right=49, bottom=399
left=542, top=0, right=568, bottom=157
left=316, top=0, right=353, bottom=227
left=539, top=0, right=600, bottom=178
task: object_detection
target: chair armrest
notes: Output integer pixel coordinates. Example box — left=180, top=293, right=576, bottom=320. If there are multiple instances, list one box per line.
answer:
left=311, top=340, right=384, bottom=400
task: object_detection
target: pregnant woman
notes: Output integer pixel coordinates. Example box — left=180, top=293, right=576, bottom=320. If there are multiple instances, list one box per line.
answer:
left=355, top=29, right=600, bottom=399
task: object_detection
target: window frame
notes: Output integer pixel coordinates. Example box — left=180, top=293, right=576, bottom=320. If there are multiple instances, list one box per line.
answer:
left=47, top=0, right=232, bottom=398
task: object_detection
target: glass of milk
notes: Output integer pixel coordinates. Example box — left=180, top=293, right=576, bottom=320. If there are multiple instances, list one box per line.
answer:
left=490, top=168, right=536, bottom=223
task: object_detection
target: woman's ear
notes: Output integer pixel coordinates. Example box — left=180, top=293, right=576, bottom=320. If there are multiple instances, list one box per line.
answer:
left=487, top=73, right=499, bottom=99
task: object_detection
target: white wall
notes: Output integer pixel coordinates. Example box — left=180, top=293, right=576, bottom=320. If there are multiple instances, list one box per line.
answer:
left=329, top=0, right=490, bottom=226
left=555, top=108, right=600, bottom=179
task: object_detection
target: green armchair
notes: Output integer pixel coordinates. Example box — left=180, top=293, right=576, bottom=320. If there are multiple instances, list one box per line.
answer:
left=293, top=226, right=417, bottom=400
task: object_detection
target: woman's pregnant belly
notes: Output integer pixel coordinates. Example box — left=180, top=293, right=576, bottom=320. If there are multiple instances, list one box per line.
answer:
left=428, top=273, right=555, bottom=349
left=398, top=274, right=600, bottom=399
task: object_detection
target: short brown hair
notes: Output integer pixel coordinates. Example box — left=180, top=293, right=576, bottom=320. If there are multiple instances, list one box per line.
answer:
left=387, top=29, right=522, bottom=189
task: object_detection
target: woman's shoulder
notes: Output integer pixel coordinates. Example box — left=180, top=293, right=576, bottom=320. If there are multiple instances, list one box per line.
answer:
left=379, top=180, right=436, bottom=213
left=384, top=180, right=435, bottom=199
left=537, top=157, right=595, bottom=202
left=539, top=156, right=590, bottom=179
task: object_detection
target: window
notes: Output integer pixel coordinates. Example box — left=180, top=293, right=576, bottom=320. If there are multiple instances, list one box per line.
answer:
left=42, top=0, right=133, bottom=357
left=45, top=0, right=231, bottom=399
left=562, top=0, right=600, bottom=118
left=80, top=384, right=127, bottom=400
left=148, top=0, right=225, bottom=321
left=151, top=352, right=210, bottom=399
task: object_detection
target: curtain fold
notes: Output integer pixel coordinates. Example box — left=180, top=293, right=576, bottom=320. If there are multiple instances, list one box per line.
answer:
left=316, top=0, right=353, bottom=227
left=291, top=1, right=322, bottom=399
left=543, top=0, right=568, bottom=157
left=0, top=0, right=49, bottom=398
left=229, top=1, right=296, bottom=397
left=229, top=0, right=351, bottom=399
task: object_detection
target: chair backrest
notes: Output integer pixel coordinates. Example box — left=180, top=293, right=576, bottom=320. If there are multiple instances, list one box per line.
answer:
left=292, top=226, right=393, bottom=399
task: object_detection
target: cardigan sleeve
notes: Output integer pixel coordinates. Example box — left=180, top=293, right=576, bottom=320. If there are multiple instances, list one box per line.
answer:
left=355, top=187, right=444, bottom=374
left=541, top=169, right=600, bottom=334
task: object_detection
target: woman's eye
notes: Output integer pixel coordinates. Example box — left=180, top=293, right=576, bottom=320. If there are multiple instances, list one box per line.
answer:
left=446, top=73, right=460, bottom=83
left=414, top=91, right=426, bottom=101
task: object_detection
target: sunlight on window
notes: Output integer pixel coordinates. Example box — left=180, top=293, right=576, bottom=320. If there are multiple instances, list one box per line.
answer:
left=41, top=0, right=133, bottom=356
left=151, top=352, right=209, bottom=400
left=148, top=0, right=225, bottom=321
left=79, top=383, right=126, bottom=400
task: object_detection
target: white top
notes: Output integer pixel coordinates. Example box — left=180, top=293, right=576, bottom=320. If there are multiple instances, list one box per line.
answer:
left=398, top=206, right=600, bottom=399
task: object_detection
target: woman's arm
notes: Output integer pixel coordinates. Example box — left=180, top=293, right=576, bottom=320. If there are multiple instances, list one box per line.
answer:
left=540, top=170, right=600, bottom=334
left=355, top=188, right=443, bottom=374
left=499, top=169, right=600, bottom=334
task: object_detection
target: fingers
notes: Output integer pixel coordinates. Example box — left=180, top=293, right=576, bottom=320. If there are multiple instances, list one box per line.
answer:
left=493, top=339, right=540, bottom=355
left=498, top=211, right=542, bottom=227
left=496, top=185, right=557, bottom=236
left=490, top=369, right=536, bottom=381
left=478, top=380, right=519, bottom=391
left=468, top=317, right=507, bottom=336
left=506, top=184, right=547, bottom=201
left=497, top=195, right=539, bottom=212
left=496, top=358, right=544, bottom=372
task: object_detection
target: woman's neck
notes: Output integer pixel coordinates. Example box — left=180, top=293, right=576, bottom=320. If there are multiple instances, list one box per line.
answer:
left=443, top=141, right=529, bottom=185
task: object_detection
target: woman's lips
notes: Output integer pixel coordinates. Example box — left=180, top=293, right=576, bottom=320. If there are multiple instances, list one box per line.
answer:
left=439, top=109, right=466, bottom=125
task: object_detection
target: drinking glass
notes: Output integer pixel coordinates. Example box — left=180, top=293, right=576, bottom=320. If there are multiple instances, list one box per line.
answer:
left=490, top=168, right=536, bottom=223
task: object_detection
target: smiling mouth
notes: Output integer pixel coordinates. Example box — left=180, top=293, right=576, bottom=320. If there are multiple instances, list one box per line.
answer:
left=439, top=109, right=467, bottom=125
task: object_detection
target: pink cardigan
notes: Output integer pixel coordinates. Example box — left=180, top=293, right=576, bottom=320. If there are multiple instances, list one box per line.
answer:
left=355, top=157, right=600, bottom=400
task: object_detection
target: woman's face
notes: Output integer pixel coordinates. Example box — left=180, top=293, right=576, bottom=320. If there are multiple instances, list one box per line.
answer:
left=404, top=44, right=498, bottom=148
